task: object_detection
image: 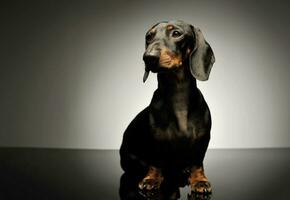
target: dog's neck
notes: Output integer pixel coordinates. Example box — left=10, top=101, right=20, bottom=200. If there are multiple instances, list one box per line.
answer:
left=157, top=66, right=197, bottom=104
left=155, top=66, right=198, bottom=132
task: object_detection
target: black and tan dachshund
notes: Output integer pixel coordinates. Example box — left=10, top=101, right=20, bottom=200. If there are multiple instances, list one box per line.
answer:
left=120, top=20, right=215, bottom=198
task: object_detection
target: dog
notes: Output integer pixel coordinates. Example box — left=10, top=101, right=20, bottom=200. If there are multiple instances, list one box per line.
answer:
left=120, top=20, right=215, bottom=197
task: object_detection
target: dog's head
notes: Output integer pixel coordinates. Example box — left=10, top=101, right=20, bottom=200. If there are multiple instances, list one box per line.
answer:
left=143, top=20, right=215, bottom=82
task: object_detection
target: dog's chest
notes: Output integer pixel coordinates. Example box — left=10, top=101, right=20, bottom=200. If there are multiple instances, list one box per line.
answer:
left=174, top=110, right=188, bottom=132
left=149, top=111, right=201, bottom=142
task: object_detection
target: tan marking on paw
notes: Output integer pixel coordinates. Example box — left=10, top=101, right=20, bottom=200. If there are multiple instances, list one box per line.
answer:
left=138, top=166, right=164, bottom=190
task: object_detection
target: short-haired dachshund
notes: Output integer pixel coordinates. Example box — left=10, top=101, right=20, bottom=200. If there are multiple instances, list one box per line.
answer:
left=120, top=20, right=216, bottom=197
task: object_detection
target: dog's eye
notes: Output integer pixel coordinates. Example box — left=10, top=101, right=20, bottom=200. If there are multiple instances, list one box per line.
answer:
left=172, top=30, right=182, bottom=38
left=146, top=32, right=154, bottom=43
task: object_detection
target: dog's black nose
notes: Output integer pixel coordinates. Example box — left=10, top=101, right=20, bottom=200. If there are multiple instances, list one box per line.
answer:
left=143, top=54, right=159, bottom=68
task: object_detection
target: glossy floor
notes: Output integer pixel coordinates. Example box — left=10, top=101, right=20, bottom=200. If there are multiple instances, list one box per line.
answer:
left=0, top=148, right=289, bottom=200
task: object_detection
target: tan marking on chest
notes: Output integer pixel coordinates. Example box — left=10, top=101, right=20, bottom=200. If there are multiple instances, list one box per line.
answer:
left=175, top=110, right=188, bottom=132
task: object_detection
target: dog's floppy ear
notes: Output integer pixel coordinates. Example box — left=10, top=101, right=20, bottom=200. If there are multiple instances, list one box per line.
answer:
left=143, top=70, right=150, bottom=83
left=189, top=26, right=215, bottom=81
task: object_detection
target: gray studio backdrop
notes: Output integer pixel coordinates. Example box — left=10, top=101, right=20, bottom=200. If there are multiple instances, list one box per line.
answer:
left=1, top=0, right=290, bottom=149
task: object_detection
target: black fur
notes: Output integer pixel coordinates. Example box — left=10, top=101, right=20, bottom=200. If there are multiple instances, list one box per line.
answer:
left=119, top=20, right=215, bottom=197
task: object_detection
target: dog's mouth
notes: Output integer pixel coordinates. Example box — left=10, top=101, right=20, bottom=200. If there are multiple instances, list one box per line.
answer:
left=159, top=49, right=182, bottom=69
left=143, top=49, right=183, bottom=82
left=143, top=61, right=182, bottom=83
left=143, top=61, right=172, bottom=82
left=144, top=50, right=182, bottom=72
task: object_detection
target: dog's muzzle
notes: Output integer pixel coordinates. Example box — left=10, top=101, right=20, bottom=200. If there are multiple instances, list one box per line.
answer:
left=143, top=53, right=160, bottom=73
left=143, top=52, right=160, bottom=83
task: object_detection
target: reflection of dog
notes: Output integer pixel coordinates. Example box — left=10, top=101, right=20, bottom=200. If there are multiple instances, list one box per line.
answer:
left=120, top=20, right=215, bottom=195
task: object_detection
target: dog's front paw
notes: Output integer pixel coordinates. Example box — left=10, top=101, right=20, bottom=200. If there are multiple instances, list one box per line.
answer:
left=138, top=166, right=164, bottom=197
left=138, top=176, right=162, bottom=190
left=188, top=185, right=212, bottom=200
left=188, top=166, right=212, bottom=194
left=190, top=181, right=212, bottom=194
left=138, top=177, right=163, bottom=198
